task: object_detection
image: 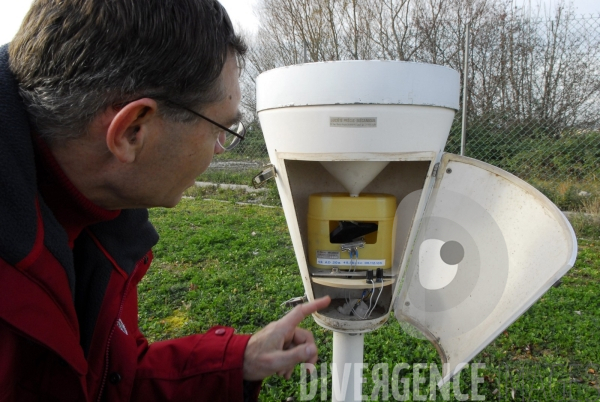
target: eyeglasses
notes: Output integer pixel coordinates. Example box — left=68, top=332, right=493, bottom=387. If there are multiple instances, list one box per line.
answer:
left=166, top=100, right=246, bottom=151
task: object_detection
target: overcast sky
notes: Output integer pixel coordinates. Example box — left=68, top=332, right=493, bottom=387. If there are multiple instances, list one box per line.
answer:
left=0, top=0, right=263, bottom=45
left=0, top=0, right=598, bottom=46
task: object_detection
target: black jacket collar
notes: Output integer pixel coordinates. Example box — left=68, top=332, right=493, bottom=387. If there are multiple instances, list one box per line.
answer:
left=0, top=44, right=41, bottom=266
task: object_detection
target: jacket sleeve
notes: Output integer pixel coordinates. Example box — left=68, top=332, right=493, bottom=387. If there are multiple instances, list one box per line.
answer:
left=100, top=252, right=262, bottom=402
left=131, top=326, right=261, bottom=401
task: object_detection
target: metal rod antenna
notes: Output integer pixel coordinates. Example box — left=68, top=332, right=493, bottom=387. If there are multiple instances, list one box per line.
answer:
left=461, top=23, right=470, bottom=157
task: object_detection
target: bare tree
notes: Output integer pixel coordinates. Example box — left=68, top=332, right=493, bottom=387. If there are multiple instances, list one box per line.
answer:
left=244, top=0, right=600, bottom=133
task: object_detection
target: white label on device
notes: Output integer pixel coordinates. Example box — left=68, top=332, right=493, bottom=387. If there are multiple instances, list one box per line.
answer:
left=316, top=250, right=340, bottom=259
left=330, top=117, right=377, bottom=128
left=317, top=258, right=385, bottom=266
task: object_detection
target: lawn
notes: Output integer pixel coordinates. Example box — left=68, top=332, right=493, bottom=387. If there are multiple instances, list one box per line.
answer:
left=140, top=190, right=600, bottom=401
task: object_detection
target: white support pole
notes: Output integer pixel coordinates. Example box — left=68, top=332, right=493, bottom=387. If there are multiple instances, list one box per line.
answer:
left=332, top=332, right=365, bottom=402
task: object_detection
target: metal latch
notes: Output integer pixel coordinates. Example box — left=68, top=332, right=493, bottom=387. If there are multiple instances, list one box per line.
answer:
left=340, top=240, right=366, bottom=253
left=252, top=164, right=276, bottom=188
left=341, top=240, right=365, bottom=270
left=431, top=162, right=440, bottom=177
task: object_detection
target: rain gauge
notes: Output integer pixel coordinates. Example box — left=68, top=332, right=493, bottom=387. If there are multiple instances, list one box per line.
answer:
left=255, top=61, right=577, bottom=401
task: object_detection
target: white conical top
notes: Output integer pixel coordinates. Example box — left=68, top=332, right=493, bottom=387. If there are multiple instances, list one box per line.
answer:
left=320, top=161, right=389, bottom=196
left=256, top=61, right=460, bottom=157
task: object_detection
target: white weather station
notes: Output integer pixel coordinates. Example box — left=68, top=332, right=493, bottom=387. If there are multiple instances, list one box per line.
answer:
left=255, top=61, right=577, bottom=401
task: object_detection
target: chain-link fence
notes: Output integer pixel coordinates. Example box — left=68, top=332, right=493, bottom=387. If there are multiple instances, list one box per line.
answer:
left=448, top=15, right=600, bottom=187
left=209, top=14, right=600, bottom=204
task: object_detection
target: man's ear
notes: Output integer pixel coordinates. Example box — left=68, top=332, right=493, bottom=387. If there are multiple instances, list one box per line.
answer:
left=106, top=98, right=158, bottom=163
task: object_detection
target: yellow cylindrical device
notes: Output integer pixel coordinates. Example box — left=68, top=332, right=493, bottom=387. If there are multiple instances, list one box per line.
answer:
left=307, top=193, right=396, bottom=270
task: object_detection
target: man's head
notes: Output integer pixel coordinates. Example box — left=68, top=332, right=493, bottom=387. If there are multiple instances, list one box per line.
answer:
left=9, top=0, right=246, bottom=144
left=8, top=0, right=247, bottom=209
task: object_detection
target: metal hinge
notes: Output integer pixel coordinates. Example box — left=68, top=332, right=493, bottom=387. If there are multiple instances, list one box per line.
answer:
left=431, top=163, right=440, bottom=177
left=252, top=164, right=276, bottom=188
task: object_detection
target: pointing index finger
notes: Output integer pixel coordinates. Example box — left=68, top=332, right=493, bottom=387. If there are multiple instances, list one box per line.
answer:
left=279, top=296, right=331, bottom=328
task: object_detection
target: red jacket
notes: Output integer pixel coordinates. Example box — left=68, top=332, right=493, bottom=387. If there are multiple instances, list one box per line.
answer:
left=0, top=45, right=260, bottom=401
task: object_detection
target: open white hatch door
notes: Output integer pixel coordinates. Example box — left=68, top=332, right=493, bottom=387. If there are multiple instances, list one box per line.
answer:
left=393, top=153, right=577, bottom=385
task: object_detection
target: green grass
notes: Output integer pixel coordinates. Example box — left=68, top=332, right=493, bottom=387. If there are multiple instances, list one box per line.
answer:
left=141, top=200, right=296, bottom=341
left=197, top=166, right=263, bottom=186
left=141, top=195, right=600, bottom=401
left=530, top=178, right=600, bottom=213
left=183, top=181, right=281, bottom=207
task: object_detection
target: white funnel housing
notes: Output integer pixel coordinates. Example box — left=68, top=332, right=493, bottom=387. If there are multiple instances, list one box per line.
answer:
left=256, top=61, right=460, bottom=159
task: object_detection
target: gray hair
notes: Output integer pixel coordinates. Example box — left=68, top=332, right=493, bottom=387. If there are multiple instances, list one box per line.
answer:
left=9, top=0, right=247, bottom=144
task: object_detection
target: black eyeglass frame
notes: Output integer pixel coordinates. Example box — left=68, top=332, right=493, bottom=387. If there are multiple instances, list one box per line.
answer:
left=165, top=100, right=246, bottom=151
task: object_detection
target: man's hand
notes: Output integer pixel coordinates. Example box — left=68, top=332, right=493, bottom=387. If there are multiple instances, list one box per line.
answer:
left=243, top=296, right=331, bottom=381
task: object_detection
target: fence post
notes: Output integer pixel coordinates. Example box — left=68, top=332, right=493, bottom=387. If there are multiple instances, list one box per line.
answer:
left=303, top=41, right=308, bottom=63
left=461, top=23, right=470, bottom=157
